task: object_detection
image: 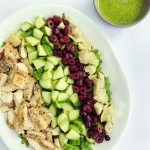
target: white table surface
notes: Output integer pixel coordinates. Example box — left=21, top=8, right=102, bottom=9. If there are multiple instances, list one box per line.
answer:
left=0, top=0, right=150, bottom=150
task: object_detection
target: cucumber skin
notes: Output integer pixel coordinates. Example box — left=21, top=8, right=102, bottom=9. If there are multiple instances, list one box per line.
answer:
left=68, top=139, right=80, bottom=146
left=64, top=144, right=80, bottom=150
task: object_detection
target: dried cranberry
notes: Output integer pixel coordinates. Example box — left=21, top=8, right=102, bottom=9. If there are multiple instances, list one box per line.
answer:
left=50, top=35, right=58, bottom=43
left=76, top=63, right=83, bottom=71
left=68, top=58, right=76, bottom=65
left=62, top=52, right=70, bottom=60
left=69, top=65, right=78, bottom=72
left=85, top=121, right=92, bottom=128
left=80, top=111, right=87, bottom=117
left=79, top=95, right=87, bottom=101
left=47, top=20, right=55, bottom=28
left=53, top=28, right=60, bottom=35
left=95, top=125, right=102, bottom=134
left=80, top=87, right=87, bottom=95
left=65, top=44, right=75, bottom=53
left=62, top=58, right=68, bottom=65
left=75, top=80, right=83, bottom=86
left=96, top=135, right=104, bottom=143
left=86, top=93, right=92, bottom=100
left=84, top=78, right=93, bottom=87
left=0, top=52, right=4, bottom=60
left=63, top=19, right=70, bottom=26
left=57, top=33, right=63, bottom=39
left=78, top=71, right=83, bottom=79
left=86, top=115, right=92, bottom=122
left=91, top=116, right=98, bottom=125
left=83, top=104, right=92, bottom=113
left=64, top=25, right=72, bottom=35
left=73, top=86, right=79, bottom=93
left=54, top=50, right=63, bottom=57
left=54, top=42, right=61, bottom=50
left=83, top=72, right=89, bottom=78
left=60, top=36, right=70, bottom=44
left=92, top=98, right=97, bottom=105
left=105, top=135, right=110, bottom=141
left=53, top=15, right=62, bottom=24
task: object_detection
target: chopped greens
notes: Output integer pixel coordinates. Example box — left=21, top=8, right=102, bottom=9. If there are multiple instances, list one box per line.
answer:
left=62, top=13, right=66, bottom=20
left=105, top=77, right=112, bottom=102
left=32, top=68, right=43, bottom=80
left=20, top=136, right=29, bottom=147
left=82, top=141, right=92, bottom=150
left=0, top=41, right=6, bottom=48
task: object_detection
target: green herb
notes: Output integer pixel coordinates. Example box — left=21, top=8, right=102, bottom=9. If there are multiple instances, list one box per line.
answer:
left=72, top=41, right=79, bottom=46
left=32, top=68, right=43, bottom=80
left=62, top=13, right=65, bottom=20
left=1, top=42, right=6, bottom=48
left=20, top=136, right=29, bottom=147
left=105, top=77, right=112, bottom=102
left=61, top=45, right=66, bottom=50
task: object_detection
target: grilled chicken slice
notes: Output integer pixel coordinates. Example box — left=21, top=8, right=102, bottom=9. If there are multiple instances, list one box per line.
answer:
left=0, top=104, right=10, bottom=112
left=26, top=130, right=46, bottom=140
left=29, top=106, right=40, bottom=122
left=21, top=59, right=33, bottom=74
left=40, top=139, right=58, bottom=150
left=19, top=40, right=27, bottom=59
left=14, top=90, right=23, bottom=107
left=0, top=90, right=13, bottom=104
left=16, top=63, right=28, bottom=76
left=0, top=73, right=8, bottom=87
left=7, top=110, right=16, bottom=128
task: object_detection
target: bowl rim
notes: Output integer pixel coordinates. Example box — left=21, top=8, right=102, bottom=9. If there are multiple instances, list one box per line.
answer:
left=93, top=0, right=150, bottom=28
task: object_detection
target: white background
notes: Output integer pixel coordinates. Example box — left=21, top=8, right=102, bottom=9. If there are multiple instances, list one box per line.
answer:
left=0, top=0, right=150, bottom=150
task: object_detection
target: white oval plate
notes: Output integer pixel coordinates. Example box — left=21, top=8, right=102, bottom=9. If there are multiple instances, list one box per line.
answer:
left=0, top=4, right=131, bottom=150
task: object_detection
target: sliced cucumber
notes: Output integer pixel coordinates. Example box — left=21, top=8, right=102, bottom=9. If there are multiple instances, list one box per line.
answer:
left=43, top=44, right=53, bottom=56
left=60, top=120, right=69, bottom=133
left=86, top=137, right=95, bottom=144
left=37, top=44, right=47, bottom=56
left=26, top=36, right=40, bottom=46
left=61, top=102, right=74, bottom=112
left=20, top=22, right=32, bottom=31
left=42, top=91, right=51, bottom=104
left=67, top=77, right=74, bottom=84
left=57, top=93, right=69, bottom=102
left=61, top=76, right=67, bottom=81
left=26, top=44, right=36, bottom=54
left=8, top=33, right=21, bottom=47
left=51, top=91, right=59, bottom=102
left=42, top=26, right=52, bottom=36
left=70, top=124, right=80, bottom=134
left=54, top=101, right=62, bottom=109
left=52, top=80, right=58, bottom=89
left=44, top=61, right=54, bottom=71
left=33, top=59, right=45, bottom=70
left=51, top=117, right=57, bottom=129
left=81, top=124, right=87, bottom=136
left=59, top=133, right=68, bottom=147
left=64, top=144, right=80, bottom=150
left=82, top=141, right=92, bottom=150
left=66, top=129, right=80, bottom=140
left=42, top=70, right=52, bottom=79
left=47, top=56, right=59, bottom=65
left=55, top=79, right=68, bottom=91
left=49, top=104, right=57, bottom=116
left=69, top=110, right=79, bottom=121
left=69, top=139, right=80, bottom=146
left=64, top=66, right=70, bottom=76
left=42, top=36, right=54, bottom=49
left=39, top=79, right=52, bottom=90
left=16, top=30, right=26, bottom=39
left=57, top=113, right=68, bottom=125
left=65, top=85, right=73, bottom=96
left=33, top=28, right=43, bottom=40
left=34, top=16, right=46, bottom=29
left=28, top=51, right=38, bottom=64
left=53, top=66, right=64, bottom=80
left=69, top=93, right=80, bottom=106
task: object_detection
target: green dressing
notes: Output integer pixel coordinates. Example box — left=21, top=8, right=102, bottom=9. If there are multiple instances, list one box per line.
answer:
left=98, top=0, right=146, bottom=25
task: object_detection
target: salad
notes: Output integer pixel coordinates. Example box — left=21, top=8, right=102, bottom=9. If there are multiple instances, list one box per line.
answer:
left=0, top=14, right=115, bottom=150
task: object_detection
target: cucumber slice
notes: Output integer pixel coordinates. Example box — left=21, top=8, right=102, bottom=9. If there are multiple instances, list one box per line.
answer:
left=61, top=102, right=74, bottom=112
left=33, top=59, right=45, bottom=70
left=69, top=93, right=80, bottom=106
left=39, top=79, right=52, bottom=90
left=34, top=16, right=46, bottom=29
left=81, top=124, right=87, bottom=136
left=55, top=79, right=68, bottom=91
left=53, top=66, right=64, bottom=80
left=8, top=33, right=21, bottom=47
left=44, top=61, right=54, bottom=71
left=42, top=91, right=51, bottom=104
left=69, top=139, right=80, bottom=146
left=26, top=37, right=40, bottom=46
left=51, top=91, right=59, bottom=102
left=42, top=70, right=52, bottom=79
left=70, top=124, right=80, bottom=134
left=54, top=101, right=62, bottom=109
left=86, top=137, right=95, bottom=144
left=20, top=22, right=32, bottom=31
left=37, top=44, right=47, bottom=56
left=64, top=144, right=80, bottom=150
left=42, top=44, right=53, bottom=56
left=51, top=117, right=57, bottom=129
left=42, top=36, right=54, bottom=49
left=64, top=66, right=70, bottom=76
left=57, top=93, right=69, bottom=102
left=66, top=129, right=80, bottom=140
left=59, top=133, right=68, bottom=147
left=28, top=51, right=38, bottom=64
left=16, top=30, right=26, bottom=39
left=65, top=85, right=73, bottom=96
left=61, top=76, right=67, bottom=81
left=69, top=110, right=79, bottom=121
left=42, top=26, right=52, bottom=36
left=47, top=56, right=59, bottom=65
left=60, top=120, right=69, bottom=133
left=49, top=104, right=57, bottom=116
left=33, top=28, right=43, bottom=40
left=82, top=141, right=92, bottom=150
left=26, top=44, right=36, bottom=54
left=67, top=77, right=74, bottom=84
left=57, top=113, right=68, bottom=125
